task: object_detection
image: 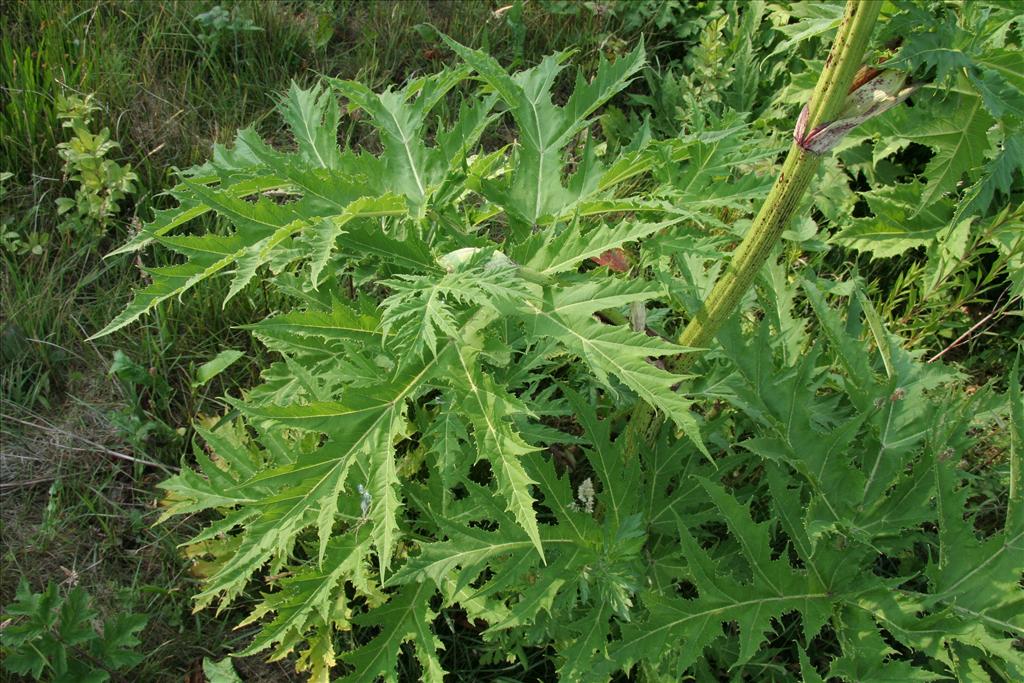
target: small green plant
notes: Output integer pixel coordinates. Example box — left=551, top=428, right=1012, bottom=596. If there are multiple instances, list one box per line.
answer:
left=613, top=0, right=723, bottom=45
left=0, top=228, right=49, bottom=257
left=203, top=656, right=243, bottom=683
left=107, top=350, right=178, bottom=453
left=0, top=581, right=148, bottom=682
left=0, top=170, right=50, bottom=256
left=193, top=4, right=263, bottom=52
left=54, top=94, right=137, bottom=243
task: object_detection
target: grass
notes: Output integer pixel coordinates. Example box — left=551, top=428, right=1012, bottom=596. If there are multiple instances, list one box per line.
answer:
left=1, top=0, right=1019, bottom=680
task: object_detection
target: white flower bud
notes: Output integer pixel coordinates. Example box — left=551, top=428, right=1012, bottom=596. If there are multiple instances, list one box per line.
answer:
left=577, top=478, right=596, bottom=514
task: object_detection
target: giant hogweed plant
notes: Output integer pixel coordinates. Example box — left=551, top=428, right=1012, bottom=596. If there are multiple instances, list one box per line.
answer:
left=96, top=11, right=1022, bottom=683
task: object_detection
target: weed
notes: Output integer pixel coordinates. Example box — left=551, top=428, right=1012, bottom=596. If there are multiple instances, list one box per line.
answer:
left=55, top=94, right=138, bottom=244
left=99, top=5, right=1022, bottom=678
left=0, top=581, right=148, bottom=681
left=2, top=1, right=1020, bottom=680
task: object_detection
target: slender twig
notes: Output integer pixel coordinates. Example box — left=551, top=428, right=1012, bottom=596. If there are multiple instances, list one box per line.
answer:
left=1, top=413, right=178, bottom=473
left=0, top=476, right=59, bottom=490
left=927, top=295, right=1008, bottom=363
left=24, top=337, right=90, bottom=364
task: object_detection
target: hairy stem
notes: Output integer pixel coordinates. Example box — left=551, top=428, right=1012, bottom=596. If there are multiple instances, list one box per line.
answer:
left=622, top=0, right=882, bottom=457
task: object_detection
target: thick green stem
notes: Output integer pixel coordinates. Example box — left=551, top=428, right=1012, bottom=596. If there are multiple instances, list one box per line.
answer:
left=622, top=0, right=882, bottom=457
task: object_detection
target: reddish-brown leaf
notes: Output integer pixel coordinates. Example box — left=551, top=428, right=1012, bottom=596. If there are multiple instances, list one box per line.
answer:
left=591, top=248, right=631, bottom=272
